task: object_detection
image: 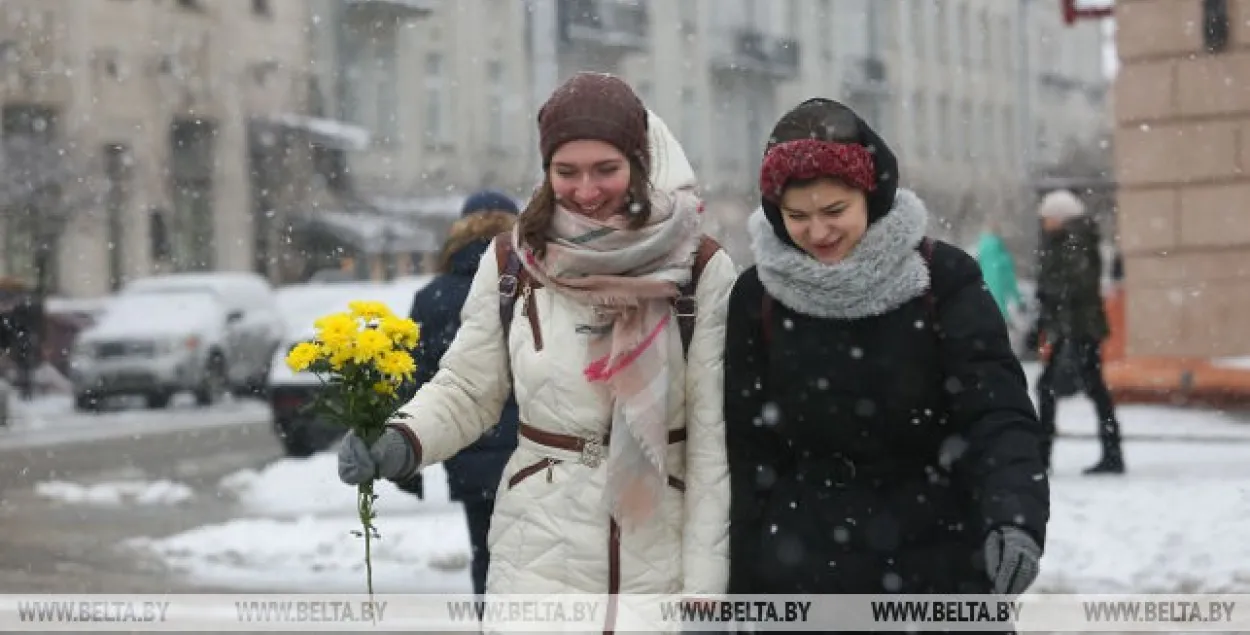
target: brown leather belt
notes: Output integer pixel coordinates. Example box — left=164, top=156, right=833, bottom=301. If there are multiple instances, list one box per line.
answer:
left=519, top=423, right=687, bottom=468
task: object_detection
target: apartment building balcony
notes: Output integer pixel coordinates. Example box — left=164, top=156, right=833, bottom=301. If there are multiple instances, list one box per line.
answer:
left=710, top=28, right=800, bottom=80
left=558, top=0, right=649, bottom=55
left=342, top=0, right=437, bottom=20
left=842, top=55, right=890, bottom=96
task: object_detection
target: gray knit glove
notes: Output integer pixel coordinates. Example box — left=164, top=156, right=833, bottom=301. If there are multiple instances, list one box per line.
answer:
left=337, top=428, right=417, bottom=485
left=984, top=526, right=1041, bottom=596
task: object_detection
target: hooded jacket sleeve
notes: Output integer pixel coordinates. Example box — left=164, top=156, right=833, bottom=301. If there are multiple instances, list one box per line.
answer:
left=681, top=250, right=737, bottom=596
left=392, top=239, right=513, bottom=468
left=930, top=243, right=1050, bottom=548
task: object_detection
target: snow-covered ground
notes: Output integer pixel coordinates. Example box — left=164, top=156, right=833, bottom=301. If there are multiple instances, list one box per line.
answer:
left=35, top=479, right=194, bottom=506
left=126, top=458, right=473, bottom=593
left=95, top=361, right=1250, bottom=594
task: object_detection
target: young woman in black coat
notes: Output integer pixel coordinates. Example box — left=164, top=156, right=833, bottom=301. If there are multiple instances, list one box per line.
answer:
left=724, top=98, right=1050, bottom=608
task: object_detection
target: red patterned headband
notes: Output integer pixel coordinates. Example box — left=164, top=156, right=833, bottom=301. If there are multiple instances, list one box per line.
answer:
left=759, top=138, right=877, bottom=202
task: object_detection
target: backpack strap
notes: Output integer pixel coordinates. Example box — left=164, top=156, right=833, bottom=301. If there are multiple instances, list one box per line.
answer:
left=495, top=233, right=525, bottom=342
left=761, top=292, right=774, bottom=349
left=919, top=237, right=937, bottom=323
left=675, top=236, right=722, bottom=358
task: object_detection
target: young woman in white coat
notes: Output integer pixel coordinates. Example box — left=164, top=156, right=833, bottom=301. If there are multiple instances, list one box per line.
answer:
left=336, top=72, right=735, bottom=632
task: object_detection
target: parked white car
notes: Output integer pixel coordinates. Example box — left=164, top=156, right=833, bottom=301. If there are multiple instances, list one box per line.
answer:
left=267, top=278, right=430, bottom=456
left=69, top=291, right=233, bottom=410
left=121, top=272, right=284, bottom=395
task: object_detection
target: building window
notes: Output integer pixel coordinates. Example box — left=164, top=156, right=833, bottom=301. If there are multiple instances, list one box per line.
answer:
left=934, top=1, right=948, bottom=63
left=1002, top=105, right=1014, bottom=160
left=979, top=10, right=992, bottom=69
left=981, top=104, right=996, bottom=160
left=1000, top=16, right=1013, bottom=71
left=252, top=0, right=271, bottom=17
left=177, top=0, right=205, bottom=12
left=375, top=33, right=399, bottom=143
left=1, top=105, right=61, bottom=292
left=912, top=92, right=928, bottom=159
left=342, top=30, right=399, bottom=145
left=424, top=52, right=450, bottom=146
left=103, top=144, right=131, bottom=290
left=957, top=4, right=970, bottom=67
left=486, top=60, right=506, bottom=151
left=169, top=118, right=216, bottom=272
left=961, top=101, right=973, bottom=161
left=911, top=0, right=926, bottom=59
left=678, top=0, right=697, bottom=37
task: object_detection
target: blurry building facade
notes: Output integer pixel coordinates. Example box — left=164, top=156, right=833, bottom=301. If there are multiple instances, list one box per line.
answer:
left=0, top=0, right=345, bottom=296
left=0, top=0, right=1110, bottom=297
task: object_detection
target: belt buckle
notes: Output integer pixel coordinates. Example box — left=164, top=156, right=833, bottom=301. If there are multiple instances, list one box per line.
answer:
left=580, top=437, right=606, bottom=468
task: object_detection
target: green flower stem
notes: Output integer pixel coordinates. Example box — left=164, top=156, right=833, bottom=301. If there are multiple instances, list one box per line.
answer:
left=357, top=480, right=377, bottom=600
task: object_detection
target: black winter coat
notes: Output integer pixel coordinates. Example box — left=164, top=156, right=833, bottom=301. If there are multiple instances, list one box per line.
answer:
left=1036, top=217, right=1109, bottom=342
left=724, top=241, right=1049, bottom=595
left=400, top=239, right=520, bottom=503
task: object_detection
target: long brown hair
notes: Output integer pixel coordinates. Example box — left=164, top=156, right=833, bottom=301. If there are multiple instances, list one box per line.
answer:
left=518, top=157, right=653, bottom=259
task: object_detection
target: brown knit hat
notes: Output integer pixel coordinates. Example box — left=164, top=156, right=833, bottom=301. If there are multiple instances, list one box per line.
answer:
left=538, top=72, right=649, bottom=171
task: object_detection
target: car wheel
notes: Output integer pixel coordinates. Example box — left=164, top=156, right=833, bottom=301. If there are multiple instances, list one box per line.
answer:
left=277, top=424, right=319, bottom=458
left=194, top=353, right=227, bottom=407
left=74, top=393, right=102, bottom=412
left=145, top=391, right=173, bottom=409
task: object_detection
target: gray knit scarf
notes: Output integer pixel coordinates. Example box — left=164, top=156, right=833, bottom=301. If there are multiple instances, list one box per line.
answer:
left=748, top=188, right=931, bottom=319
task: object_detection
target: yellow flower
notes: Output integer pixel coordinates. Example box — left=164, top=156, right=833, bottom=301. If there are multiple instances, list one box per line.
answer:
left=285, top=341, right=322, bottom=372
left=323, top=342, right=354, bottom=370
left=376, top=349, right=416, bottom=381
left=315, top=313, right=358, bottom=350
left=379, top=315, right=421, bottom=349
left=372, top=381, right=396, bottom=396
left=353, top=328, right=392, bottom=365
left=349, top=300, right=393, bottom=322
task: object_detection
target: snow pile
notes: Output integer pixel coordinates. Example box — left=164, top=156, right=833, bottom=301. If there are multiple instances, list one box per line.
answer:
left=218, top=452, right=457, bottom=516
left=129, top=454, right=470, bottom=592
left=36, top=479, right=194, bottom=506
left=125, top=511, right=472, bottom=592
left=120, top=453, right=471, bottom=591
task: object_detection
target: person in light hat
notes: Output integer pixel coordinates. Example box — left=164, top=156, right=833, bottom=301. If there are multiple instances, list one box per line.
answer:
left=723, top=97, right=1049, bottom=609
left=337, top=72, right=737, bottom=632
left=1034, top=189, right=1124, bottom=475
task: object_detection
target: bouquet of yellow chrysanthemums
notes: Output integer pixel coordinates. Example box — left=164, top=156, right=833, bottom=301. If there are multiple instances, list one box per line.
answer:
left=285, top=300, right=420, bottom=596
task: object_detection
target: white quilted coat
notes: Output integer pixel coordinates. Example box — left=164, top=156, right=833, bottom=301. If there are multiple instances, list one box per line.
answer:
left=394, top=113, right=734, bottom=630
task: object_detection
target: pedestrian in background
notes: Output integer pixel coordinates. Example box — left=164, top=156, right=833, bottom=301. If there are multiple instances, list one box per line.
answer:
left=396, top=189, right=522, bottom=599
left=1034, top=189, right=1125, bottom=475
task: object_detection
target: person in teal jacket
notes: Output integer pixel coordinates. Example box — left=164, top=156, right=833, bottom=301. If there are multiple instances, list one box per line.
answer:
left=976, top=224, right=1022, bottom=318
